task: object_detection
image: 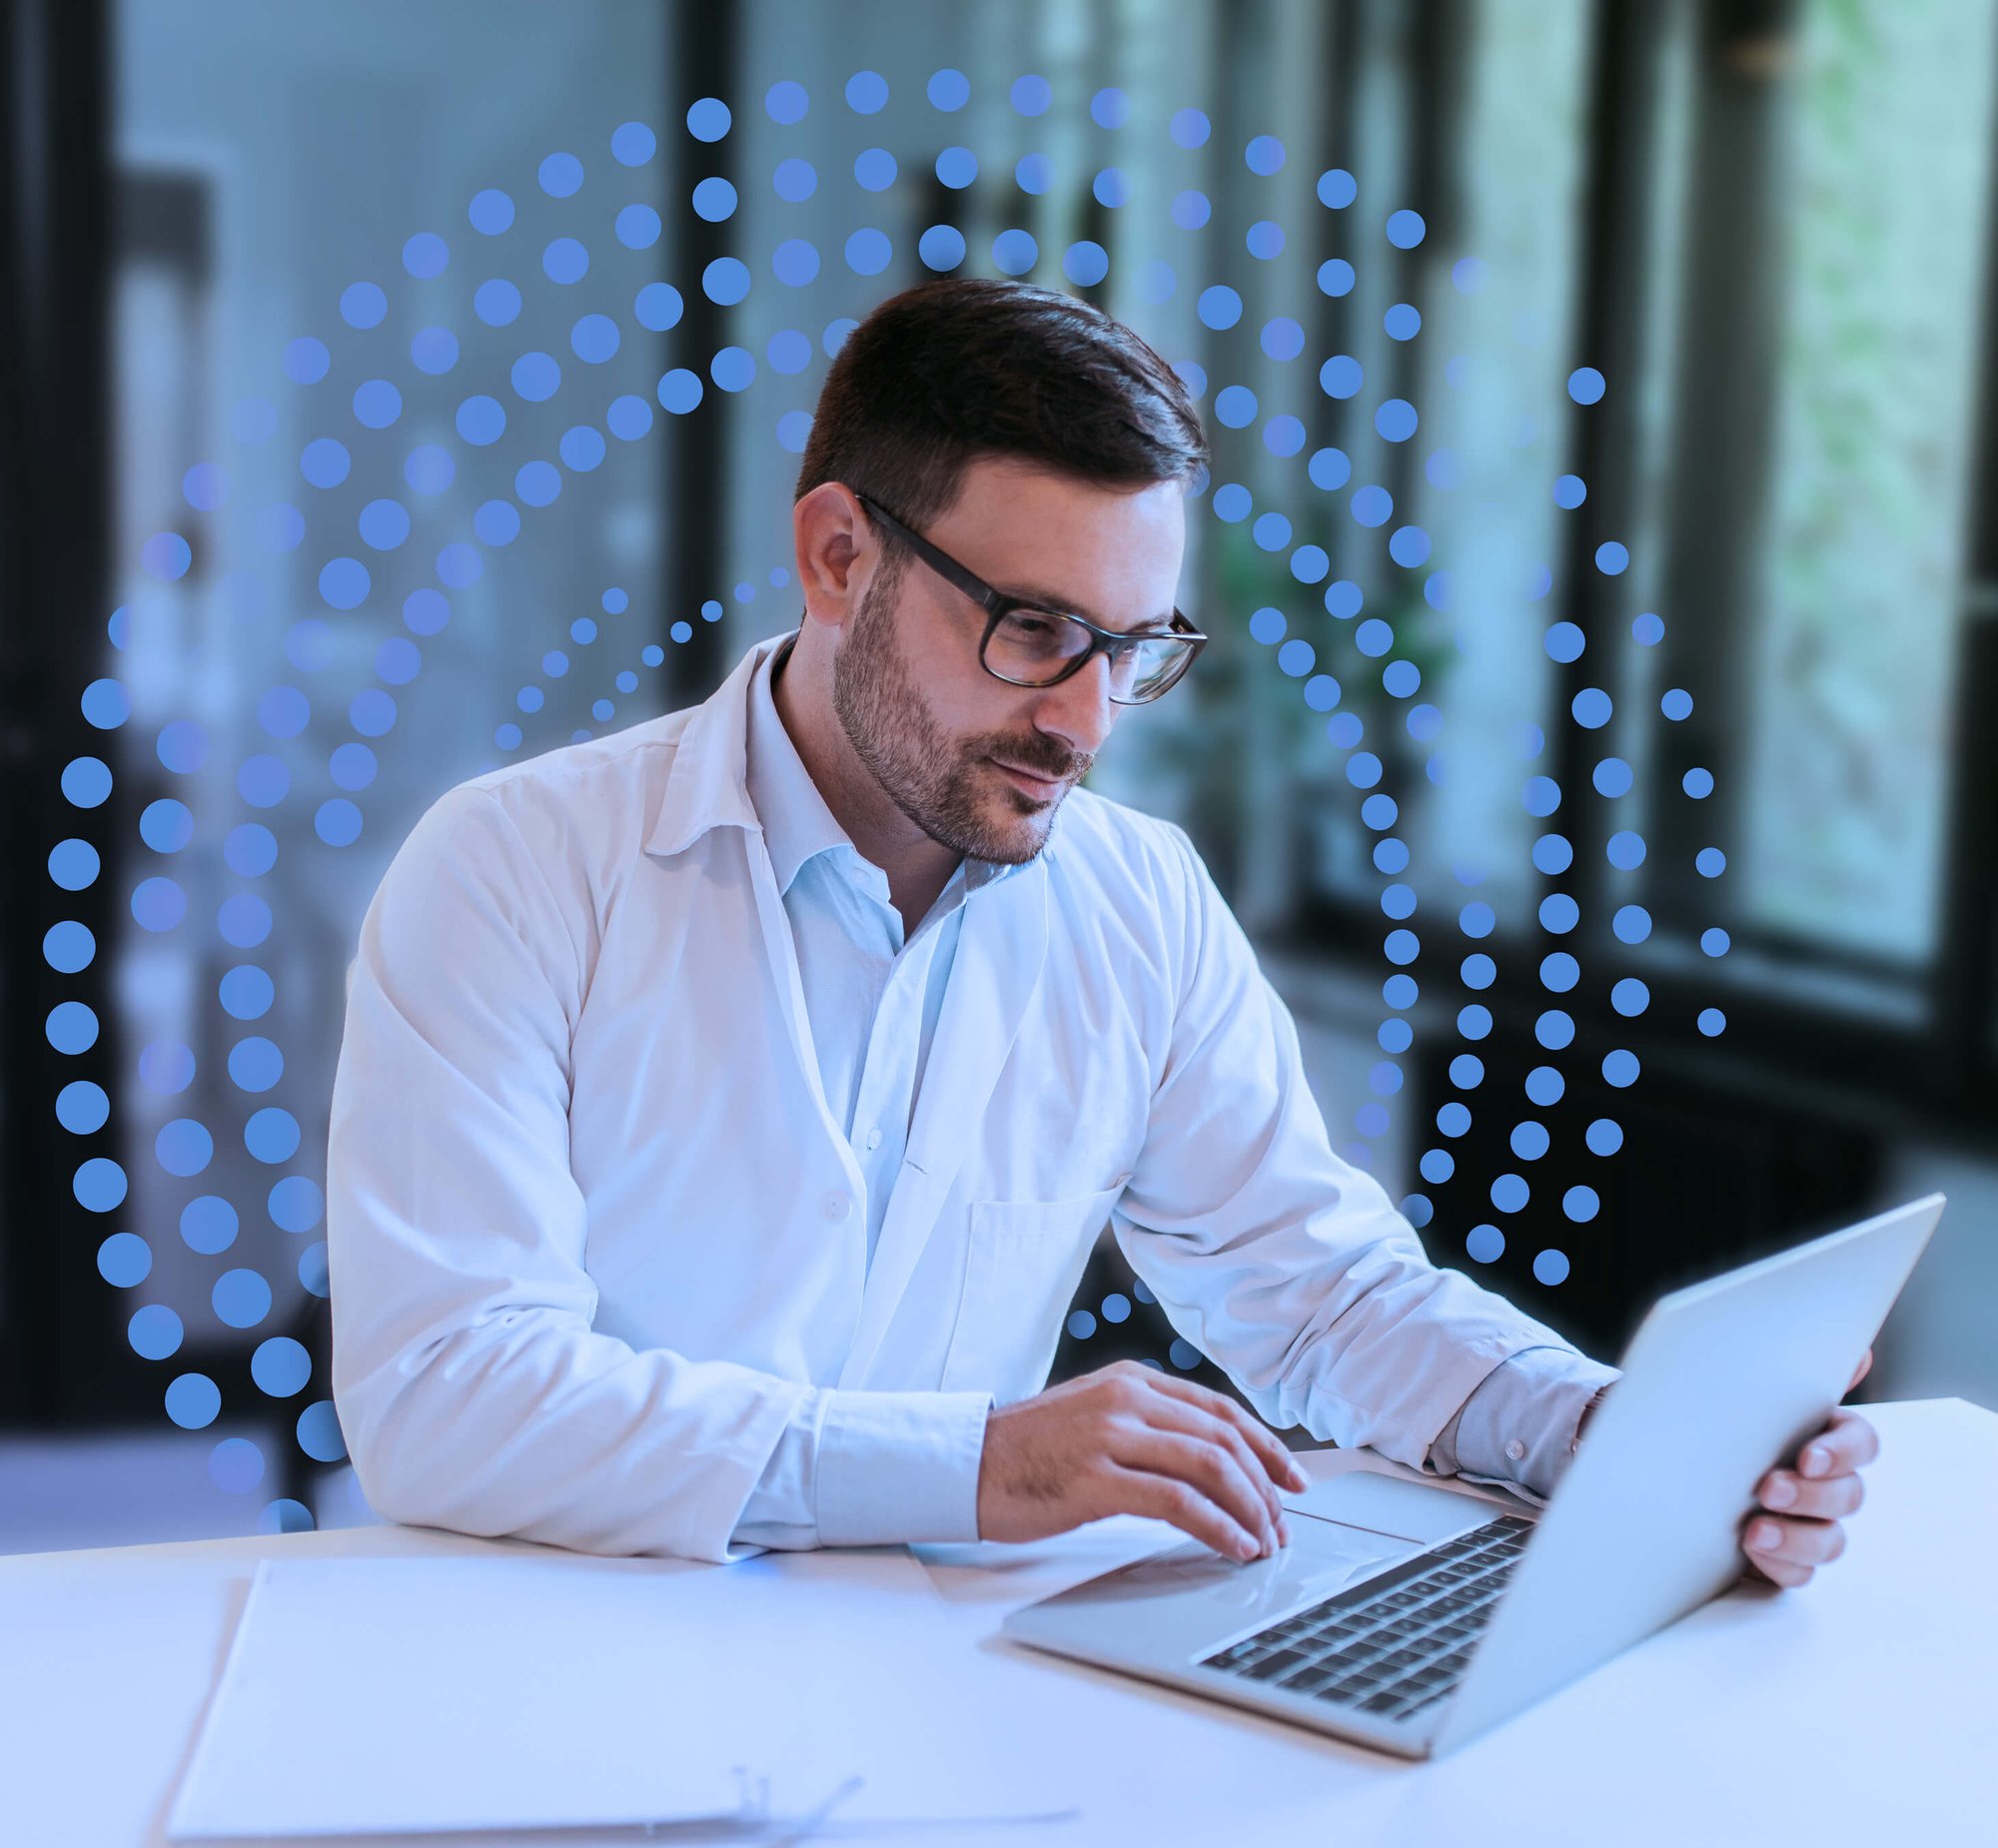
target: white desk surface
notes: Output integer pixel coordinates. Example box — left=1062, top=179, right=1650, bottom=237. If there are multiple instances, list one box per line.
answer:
left=4, top=1397, right=1993, bottom=1848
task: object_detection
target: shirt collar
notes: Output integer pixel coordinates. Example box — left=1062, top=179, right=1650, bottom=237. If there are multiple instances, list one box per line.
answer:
left=747, top=630, right=1023, bottom=904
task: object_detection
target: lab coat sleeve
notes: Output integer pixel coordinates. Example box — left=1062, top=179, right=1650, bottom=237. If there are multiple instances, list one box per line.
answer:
left=328, top=783, right=808, bottom=1565
left=1110, top=823, right=1611, bottom=1474
left=1424, top=1346, right=1623, bottom=1501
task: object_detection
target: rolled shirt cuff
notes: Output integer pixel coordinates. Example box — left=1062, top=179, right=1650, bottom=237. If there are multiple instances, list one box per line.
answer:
left=1439, top=1345, right=1624, bottom=1501
left=815, top=1388, right=995, bottom=1547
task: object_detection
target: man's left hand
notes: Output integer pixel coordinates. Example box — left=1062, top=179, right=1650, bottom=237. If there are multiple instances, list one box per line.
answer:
left=1739, top=1349, right=1878, bottom=1589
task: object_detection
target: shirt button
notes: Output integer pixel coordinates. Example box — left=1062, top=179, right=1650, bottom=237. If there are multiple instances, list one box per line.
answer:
left=864, top=1128, right=882, bottom=1152
left=821, top=1192, right=850, bottom=1223
left=1503, top=1438, right=1527, bottom=1462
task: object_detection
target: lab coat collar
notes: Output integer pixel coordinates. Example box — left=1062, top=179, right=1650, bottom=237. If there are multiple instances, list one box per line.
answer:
left=643, top=629, right=1068, bottom=878
left=638, top=631, right=1058, bottom=1390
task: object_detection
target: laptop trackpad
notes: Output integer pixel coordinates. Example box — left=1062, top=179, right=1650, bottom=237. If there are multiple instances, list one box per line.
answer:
left=1283, top=1468, right=1504, bottom=1543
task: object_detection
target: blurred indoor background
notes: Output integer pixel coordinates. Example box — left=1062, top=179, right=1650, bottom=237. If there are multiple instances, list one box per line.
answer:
left=4, top=0, right=1994, bottom=1552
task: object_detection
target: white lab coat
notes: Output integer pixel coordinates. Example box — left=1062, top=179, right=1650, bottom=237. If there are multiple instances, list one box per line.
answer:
left=328, top=633, right=1585, bottom=1563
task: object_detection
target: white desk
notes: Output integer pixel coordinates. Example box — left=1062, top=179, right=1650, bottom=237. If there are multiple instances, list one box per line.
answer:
left=4, top=1398, right=1992, bottom=1847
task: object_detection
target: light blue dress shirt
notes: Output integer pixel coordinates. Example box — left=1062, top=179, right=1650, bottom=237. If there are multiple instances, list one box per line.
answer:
left=733, top=635, right=1617, bottom=1545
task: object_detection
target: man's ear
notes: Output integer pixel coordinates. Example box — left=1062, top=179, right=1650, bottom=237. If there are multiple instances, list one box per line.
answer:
left=793, top=482, right=874, bottom=637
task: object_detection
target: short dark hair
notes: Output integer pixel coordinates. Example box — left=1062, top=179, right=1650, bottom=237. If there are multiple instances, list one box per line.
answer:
left=793, top=278, right=1209, bottom=549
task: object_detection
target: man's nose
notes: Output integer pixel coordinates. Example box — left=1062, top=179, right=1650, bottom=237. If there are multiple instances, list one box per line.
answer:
left=1030, top=651, right=1119, bottom=759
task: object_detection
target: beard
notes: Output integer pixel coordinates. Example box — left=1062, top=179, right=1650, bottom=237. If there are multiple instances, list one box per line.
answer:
left=830, top=561, right=1091, bottom=865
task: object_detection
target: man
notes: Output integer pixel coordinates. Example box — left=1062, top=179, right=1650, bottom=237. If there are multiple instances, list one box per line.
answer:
left=328, top=278, right=1873, bottom=1586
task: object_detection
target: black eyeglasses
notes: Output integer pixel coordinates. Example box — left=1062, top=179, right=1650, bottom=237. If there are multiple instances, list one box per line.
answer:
left=852, top=490, right=1207, bottom=705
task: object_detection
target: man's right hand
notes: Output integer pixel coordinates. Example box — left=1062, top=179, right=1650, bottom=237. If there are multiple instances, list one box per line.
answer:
left=975, top=1359, right=1310, bottom=1560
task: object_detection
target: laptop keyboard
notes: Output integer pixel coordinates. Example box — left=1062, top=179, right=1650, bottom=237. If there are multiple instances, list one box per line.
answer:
left=1197, top=1511, right=1533, bottom=1723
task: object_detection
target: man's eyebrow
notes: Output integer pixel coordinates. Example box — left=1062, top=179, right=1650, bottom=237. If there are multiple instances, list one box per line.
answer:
left=1001, top=582, right=1177, bottom=633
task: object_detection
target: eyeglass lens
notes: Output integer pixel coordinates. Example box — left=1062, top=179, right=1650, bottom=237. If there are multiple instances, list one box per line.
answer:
left=984, top=608, right=1193, bottom=701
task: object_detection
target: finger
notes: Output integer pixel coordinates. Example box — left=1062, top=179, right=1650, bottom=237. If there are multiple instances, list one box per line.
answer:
left=1742, top=1548, right=1814, bottom=1591
left=1755, top=1467, right=1864, bottom=1520
left=1743, top=1512, right=1847, bottom=1570
left=1111, top=1426, right=1279, bottom=1555
left=1130, top=1395, right=1290, bottom=1537
left=1846, top=1348, right=1873, bottom=1393
left=1797, top=1408, right=1880, bottom=1479
left=1102, top=1461, right=1265, bottom=1561
left=1135, top=1373, right=1310, bottom=1493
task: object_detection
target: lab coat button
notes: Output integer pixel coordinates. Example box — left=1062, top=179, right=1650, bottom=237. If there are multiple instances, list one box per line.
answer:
left=821, top=1191, right=850, bottom=1222
left=864, top=1128, right=883, bottom=1152
left=1503, top=1438, right=1527, bottom=1462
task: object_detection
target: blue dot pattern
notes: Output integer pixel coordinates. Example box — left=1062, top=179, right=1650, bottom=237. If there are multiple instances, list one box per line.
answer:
left=47, top=76, right=1729, bottom=1503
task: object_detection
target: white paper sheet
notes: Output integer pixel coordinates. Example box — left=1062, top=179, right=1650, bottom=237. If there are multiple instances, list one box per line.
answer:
left=166, top=1546, right=1078, bottom=1841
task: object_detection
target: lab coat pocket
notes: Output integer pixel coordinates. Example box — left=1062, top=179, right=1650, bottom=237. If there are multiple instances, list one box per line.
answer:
left=941, top=1185, right=1125, bottom=1403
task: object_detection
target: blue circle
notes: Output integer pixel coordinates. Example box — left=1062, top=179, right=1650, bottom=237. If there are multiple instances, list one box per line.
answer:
left=284, top=337, right=330, bottom=384
left=210, top=1437, right=266, bottom=1494
left=1536, top=1009, right=1575, bottom=1051
left=914, top=190, right=981, bottom=253
left=1562, top=1187, right=1599, bottom=1225
left=1532, top=833, right=1573, bottom=876
left=1386, top=208, right=1426, bottom=248
left=1543, top=621, right=1586, bottom=664
left=1461, top=953, right=1496, bottom=991
left=844, top=229, right=892, bottom=276
left=1606, top=830, right=1647, bottom=871
left=1696, top=847, right=1728, bottom=879
left=155, top=1118, right=213, bottom=1178
left=1064, top=240, right=1109, bottom=286
left=538, top=151, right=583, bottom=197
left=270, top=1175, right=324, bottom=1231
left=772, top=158, right=817, bottom=204
left=1553, top=473, right=1587, bottom=508
left=1511, top=1121, right=1550, bottom=1162
left=1460, top=901, right=1496, bottom=939
left=340, top=282, right=387, bottom=329
left=252, top=1337, right=313, bottom=1397
left=222, top=959, right=276, bottom=1015
left=1602, top=1048, right=1641, bottom=1088
left=1437, top=1102, right=1472, bottom=1139
left=165, top=1373, right=221, bottom=1430
left=1568, top=367, right=1606, bottom=405
left=1698, top=1008, right=1728, bottom=1037
left=56, top=1079, right=109, bottom=1134
left=1091, top=86, right=1129, bottom=128
left=228, top=1036, right=284, bottom=1093
left=686, top=97, right=731, bottom=142
left=1533, top=1250, right=1571, bottom=1287
left=181, top=1195, right=239, bottom=1254
left=63, top=755, right=114, bottom=806
left=608, top=395, right=653, bottom=441
left=132, top=876, right=187, bottom=932
left=611, top=121, right=656, bottom=165
left=1198, top=286, right=1243, bottom=331
left=1523, top=776, right=1562, bottom=817
left=1015, top=154, right=1052, bottom=196
left=1451, top=1054, right=1485, bottom=1090
left=992, top=229, right=1038, bottom=275
left=541, top=237, right=588, bottom=285
left=854, top=146, right=897, bottom=192
left=1611, top=977, right=1650, bottom=1018
left=1319, top=354, right=1363, bottom=400
left=927, top=67, right=970, bottom=111
left=1376, top=399, right=1419, bottom=443
left=1351, top=485, right=1393, bottom=528
left=353, top=378, right=402, bottom=429
left=218, top=893, right=273, bottom=946
left=1539, top=952, right=1579, bottom=993
left=214, top=1268, right=273, bottom=1330
left=49, top=838, right=100, bottom=891
left=46, top=998, right=99, bottom=1058
left=1586, top=1118, right=1624, bottom=1157
left=299, top=438, right=355, bottom=490
left=246, top=1107, right=301, bottom=1165
left=469, top=188, right=514, bottom=233
left=847, top=70, right=890, bottom=114
left=1492, top=1174, right=1529, bottom=1214
left=1384, top=303, right=1421, bottom=341
left=1467, top=1225, right=1505, bottom=1265
left=1571, top=687, right=1613, bottom=730
left=1634, top=612, right=1666, bottom=646
left=129, top=1304, right=184, bottom=1362
left=297, top=1400, right=348, bottom=1462
left=1701, top=927, right=1731, bottom=958
left=1459, top=1004, right=1493, bottom=1041
left=691, top=176, right=736, bottom=224
left=98, top=1232, right=151, bottom=1287
left=75, top=1156, right=128, bottom=1211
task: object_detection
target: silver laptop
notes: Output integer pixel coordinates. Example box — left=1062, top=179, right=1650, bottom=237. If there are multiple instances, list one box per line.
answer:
left=1002, top=1193, right=1944, bottom=1759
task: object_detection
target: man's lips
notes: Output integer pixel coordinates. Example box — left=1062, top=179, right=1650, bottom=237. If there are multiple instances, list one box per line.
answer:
left=988, top=757, right=1068, bottom=794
